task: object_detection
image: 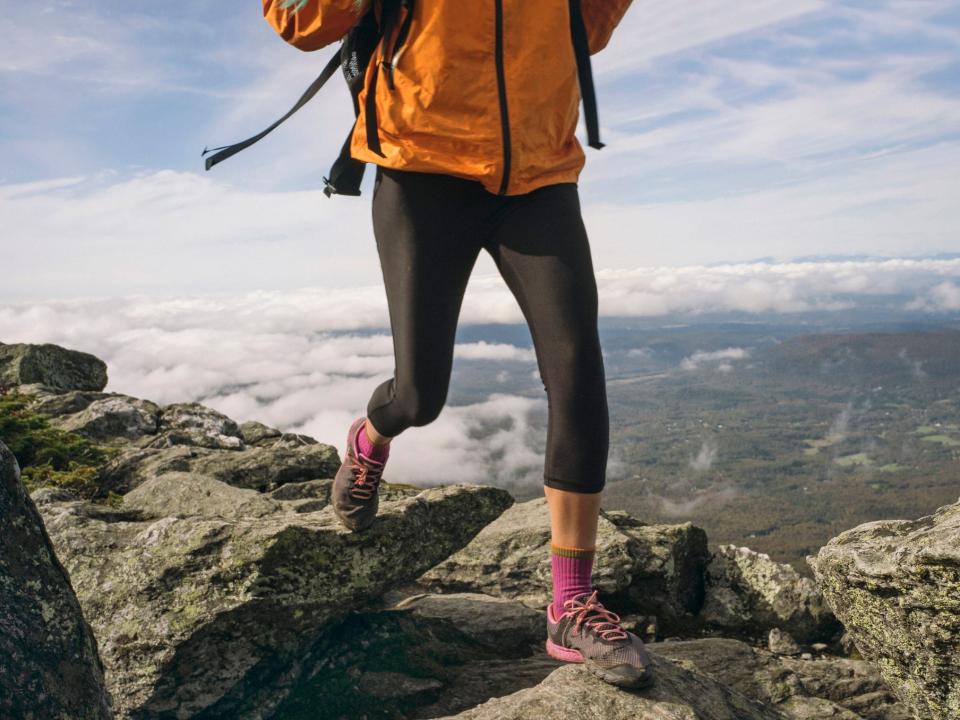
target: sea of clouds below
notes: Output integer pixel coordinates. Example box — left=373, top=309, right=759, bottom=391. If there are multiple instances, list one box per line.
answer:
left=1, top=257, right=959, bottom=494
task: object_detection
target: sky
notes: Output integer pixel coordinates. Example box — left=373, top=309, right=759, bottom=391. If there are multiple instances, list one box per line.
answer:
left=1, top=0, right=959, bottom=490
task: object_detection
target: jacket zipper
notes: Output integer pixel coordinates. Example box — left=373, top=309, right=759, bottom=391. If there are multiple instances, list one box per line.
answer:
left=494, top=0, right=512, bottom=195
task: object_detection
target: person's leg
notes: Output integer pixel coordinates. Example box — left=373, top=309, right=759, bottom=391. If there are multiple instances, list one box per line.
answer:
left=365, top=166, right=490, bottom=438
left=482, top=182, right=609, bottom=615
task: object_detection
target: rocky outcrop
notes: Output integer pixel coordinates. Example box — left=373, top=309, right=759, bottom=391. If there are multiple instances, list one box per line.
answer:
left=17, top=385, right=341, bottom=495
left=437, top=656, right=784, bottom=720
left=419, top=498, right=709, bottom=634
left=36, top=473, right=513, bottom=718
left=0, top=440, right=113, bottom=719
left=809, top=498, right=960, bottom=720
left=701, top=544, right=840, bottom=644
left=3, top=340, right=945, bottom=719
left=0, top=342, right=108, bottom=391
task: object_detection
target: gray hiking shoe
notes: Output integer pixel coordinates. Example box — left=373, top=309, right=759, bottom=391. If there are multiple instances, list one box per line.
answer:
left=331, top=416, right=387, bottom=532
left=546, top=589, right=655, bottom=688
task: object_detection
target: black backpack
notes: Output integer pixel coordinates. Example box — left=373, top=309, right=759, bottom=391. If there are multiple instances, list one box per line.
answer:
left=202, top=0, right=602, bottom=197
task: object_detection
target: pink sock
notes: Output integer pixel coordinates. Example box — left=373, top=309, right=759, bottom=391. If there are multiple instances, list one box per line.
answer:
left=550, top=544, right=596, bottom=619
left=356, top=418, right=390, bottom=462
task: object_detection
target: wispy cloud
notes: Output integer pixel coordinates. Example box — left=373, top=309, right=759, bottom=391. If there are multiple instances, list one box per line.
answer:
left=681, top=347, right=750, bottom=371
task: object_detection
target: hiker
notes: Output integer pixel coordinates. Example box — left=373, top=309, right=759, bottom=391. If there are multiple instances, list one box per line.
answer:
left=263, top=0, right=654, bottom=689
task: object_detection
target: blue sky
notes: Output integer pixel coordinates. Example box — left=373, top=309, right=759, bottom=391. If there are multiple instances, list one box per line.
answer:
left=2, top=0, right=960, bottom=485
left=1, top=0, right=958, bottom=302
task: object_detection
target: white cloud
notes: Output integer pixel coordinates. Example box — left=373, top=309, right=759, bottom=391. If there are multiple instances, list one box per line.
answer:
left=1, top=252, right=958, bottom=491
left=690, top=438, right=719, bottom=472
left=905, top=281, right=960, bottom=312
left=681, top=347, right=750, bottom=370
left=454, top=342, right=537, bottom=362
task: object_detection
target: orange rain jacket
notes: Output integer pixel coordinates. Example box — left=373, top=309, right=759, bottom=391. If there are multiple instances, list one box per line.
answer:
left=263, top=0, right=632, bottom=195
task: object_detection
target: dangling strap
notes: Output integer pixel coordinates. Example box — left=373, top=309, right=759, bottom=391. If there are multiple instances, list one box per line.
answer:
left=202, top=49, right=343, bottom=170
left=568, top=0, right=605, bottom=150
left=323, top=131, right=366, bottom=196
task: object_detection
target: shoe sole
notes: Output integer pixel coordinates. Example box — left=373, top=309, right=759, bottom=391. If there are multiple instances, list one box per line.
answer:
left=545, top=638, right=655, bottom=689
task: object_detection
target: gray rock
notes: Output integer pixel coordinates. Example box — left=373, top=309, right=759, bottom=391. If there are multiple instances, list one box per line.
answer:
left=52, top=394, right=160, bottom=443
left=701, top=544, right=840, bottom=643
left=28, top=388, right=106, bottom=417
left=419, top=498, right=708, bottom=634
left=436, top=656, right=784, bottom=720
left=123, top=472, right=282, bottom=519
left=392, top=592, right=546, bottom=654
left=653, top=637, right=910, bottom=720
left=779, top=654, right=913, bottom=720
left=0, top=440, right=113, bottom=719
left=770, top=627, right=803, bottom=656
left=275, top=591, right=554, bottom=719
left=98, top=441, right=340, bottom=494
left=38, top=476, right=513, bottom=718
left=0, top=342, right=108, bottom=391
left=238, top=420, right=282, bottom=445
left=809, top=498, right=960, bottom=720
left=156, top=402, right=243, bottom=449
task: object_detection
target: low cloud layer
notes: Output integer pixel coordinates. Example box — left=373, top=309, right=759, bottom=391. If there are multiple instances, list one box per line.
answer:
left=1, top=256, right=958, bottom=491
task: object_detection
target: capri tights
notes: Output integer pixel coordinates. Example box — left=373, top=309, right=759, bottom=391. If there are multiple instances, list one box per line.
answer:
left=365, top=166, right=609, bottom=494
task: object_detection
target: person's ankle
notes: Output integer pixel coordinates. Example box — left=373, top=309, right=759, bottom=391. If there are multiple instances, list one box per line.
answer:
left=357, top=418, right=391, bottom=460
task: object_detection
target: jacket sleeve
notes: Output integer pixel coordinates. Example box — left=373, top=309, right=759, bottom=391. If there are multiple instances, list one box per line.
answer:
left=263, top=0, right=372, bottom=51
left=579, top=0, right=633, bottom=54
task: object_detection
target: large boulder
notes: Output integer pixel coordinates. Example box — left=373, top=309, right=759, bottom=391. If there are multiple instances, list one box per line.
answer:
left=809, top=498, right=960, bottom=720
left=437, top=656, right=784, bottom=720
left=419, top=498, right=708, bottom=634
left=701, top=544, right=840, bottom=644
left=36, top=473, right=513, bottom=718
left=0, top=440, right=113, bottom=719
left=0, top=342, right=108, bottom=391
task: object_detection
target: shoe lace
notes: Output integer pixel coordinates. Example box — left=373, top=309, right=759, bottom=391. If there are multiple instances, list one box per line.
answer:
left=563, top=589, right=629, bottom=641
left=349, top=454, right=385, bottom=500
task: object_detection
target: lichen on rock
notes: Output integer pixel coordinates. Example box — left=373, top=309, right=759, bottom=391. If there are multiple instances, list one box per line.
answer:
left=37, top=472, right=513, bottom=718
left=809, top=497, right=960, bottom=720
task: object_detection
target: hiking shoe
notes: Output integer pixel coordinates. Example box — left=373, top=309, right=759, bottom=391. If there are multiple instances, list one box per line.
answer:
left=331, top=416, right=386, bottom=532
left=546, top=589, right=655, bottom=688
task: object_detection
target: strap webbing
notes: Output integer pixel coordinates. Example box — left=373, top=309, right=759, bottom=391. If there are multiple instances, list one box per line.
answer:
left=568, top=0, right=605, bottom=150
left=323, top=131, right=366, bottom=196
left=202, top=48, right=343, bottom=171
left=364, top=0, right=403, bottom=157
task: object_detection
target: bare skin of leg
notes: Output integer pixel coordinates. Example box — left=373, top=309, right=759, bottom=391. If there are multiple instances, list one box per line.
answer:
left=544, top=485, right=602, bottom=548
left=363, top=416, right=393, bottom=446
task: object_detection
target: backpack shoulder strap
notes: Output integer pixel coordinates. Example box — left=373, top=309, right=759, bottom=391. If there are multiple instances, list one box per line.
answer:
left=202, top=48, right=343, bottom=171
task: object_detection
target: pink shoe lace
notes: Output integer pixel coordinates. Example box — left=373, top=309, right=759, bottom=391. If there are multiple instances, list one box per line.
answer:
left=563, top=589, right=629, bottom=641
left=349, top=454, right=385, bottom=500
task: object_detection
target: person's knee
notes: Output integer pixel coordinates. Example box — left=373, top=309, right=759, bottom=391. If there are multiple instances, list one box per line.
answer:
left=399, top=388, right=447, bottom=427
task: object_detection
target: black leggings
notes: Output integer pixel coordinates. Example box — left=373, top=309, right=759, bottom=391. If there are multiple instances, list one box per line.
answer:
left=365, top=166, right=609, bottom=494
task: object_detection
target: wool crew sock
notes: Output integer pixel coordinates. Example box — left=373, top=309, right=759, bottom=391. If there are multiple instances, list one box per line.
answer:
left=356, top=417, right=390, bottom=462
left=550, top=543, right=596, bottom=620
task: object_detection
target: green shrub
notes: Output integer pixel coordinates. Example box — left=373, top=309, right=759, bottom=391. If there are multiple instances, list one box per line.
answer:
left=0, top=390, right=116, bottom=498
